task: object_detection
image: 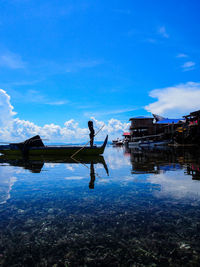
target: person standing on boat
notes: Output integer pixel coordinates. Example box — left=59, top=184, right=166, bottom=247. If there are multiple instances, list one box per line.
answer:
left=88, top=120, right=95, bottom=147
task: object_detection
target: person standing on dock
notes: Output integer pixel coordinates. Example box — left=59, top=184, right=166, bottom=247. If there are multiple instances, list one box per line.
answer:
left=88, top=120, right=95, bottom=147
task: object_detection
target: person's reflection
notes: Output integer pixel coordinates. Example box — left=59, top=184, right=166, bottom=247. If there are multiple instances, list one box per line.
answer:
left=88, top=157, right=109, bottom=189
left=89, top=161, right=95, bottom=189
left=0, top=155, right=109, bottom=188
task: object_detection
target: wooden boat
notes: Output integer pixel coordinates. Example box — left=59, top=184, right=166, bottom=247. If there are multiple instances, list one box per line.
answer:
left=0, top=135, right=108, bottom=157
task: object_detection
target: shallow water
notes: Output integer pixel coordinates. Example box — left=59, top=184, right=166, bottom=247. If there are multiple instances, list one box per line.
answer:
left=0, top=145, right=200, bottom=266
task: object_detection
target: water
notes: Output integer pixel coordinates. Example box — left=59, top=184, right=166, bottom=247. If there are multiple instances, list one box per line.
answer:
left=0, top=145, right=200, bottom=266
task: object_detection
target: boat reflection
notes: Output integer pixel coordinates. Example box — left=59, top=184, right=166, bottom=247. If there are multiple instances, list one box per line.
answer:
left=125, top=146, right=200, bottom=180
left=0, top=155, right=109, bottom=189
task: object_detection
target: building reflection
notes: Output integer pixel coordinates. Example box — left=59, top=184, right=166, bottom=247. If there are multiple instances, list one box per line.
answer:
left=125, top=145, right=200, bottom=180
left=186, top=164, right=200, bottom=180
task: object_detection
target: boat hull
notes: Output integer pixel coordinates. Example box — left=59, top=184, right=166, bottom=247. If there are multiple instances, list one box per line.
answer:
left=0, top=147, right=103, bottom=156
left=0, top=136, right=108, bottom=157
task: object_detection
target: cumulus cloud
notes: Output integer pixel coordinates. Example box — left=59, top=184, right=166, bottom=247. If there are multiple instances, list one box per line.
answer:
left=0, top=89, right=130, bottom=143
left=91, top=117, right=130, bottom=140
left=0, top=89, right=16, bottom=127
left=145, top=82, right=200, bottom=117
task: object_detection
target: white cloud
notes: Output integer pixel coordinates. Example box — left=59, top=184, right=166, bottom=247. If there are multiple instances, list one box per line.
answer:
left=0, top=89, right=16, bottom=127
left=46, top=100, right=68, bottom=105
left=0, top=52, right=25, bottom=69
left=90, top=117, right=130, bottom=140
left=158, top=26, right=169, bottom=38
left=5, top=89, right=69, bottom=106
left=181, top=61, right=195, bottom=71
left=0, top=89, right=129, bottom=142
left=145, top=82, right=200, bottom=117
left=85, top=107, right=137, bottom=117
left=176, top=53, right=188, bottom=58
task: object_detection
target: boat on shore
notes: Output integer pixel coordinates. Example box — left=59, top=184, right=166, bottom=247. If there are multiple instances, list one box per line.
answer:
left=0, top=135, right=108, bottom=157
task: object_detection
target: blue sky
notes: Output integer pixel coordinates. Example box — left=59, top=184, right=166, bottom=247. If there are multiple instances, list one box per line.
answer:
left=0, top=0, right=200, bottom=141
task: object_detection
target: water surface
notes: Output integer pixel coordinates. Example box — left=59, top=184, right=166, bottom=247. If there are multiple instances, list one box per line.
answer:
left=0, top=145, right=200, bottom=266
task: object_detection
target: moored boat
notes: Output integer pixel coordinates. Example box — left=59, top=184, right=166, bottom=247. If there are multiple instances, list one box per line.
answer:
left=0, top=135, right=108, bottom=157
left=112, top=138, right=124, bottom=146
left=128, top=134, right=169, bottom=148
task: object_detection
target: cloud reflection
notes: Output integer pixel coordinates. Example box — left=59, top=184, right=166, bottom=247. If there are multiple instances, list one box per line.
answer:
left=147, top=170, right=200, bottom=200
left=0, top=167, right=18, bottom=204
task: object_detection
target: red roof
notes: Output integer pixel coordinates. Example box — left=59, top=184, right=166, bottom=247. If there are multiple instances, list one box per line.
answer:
left=123, top=132, right=130, bottom=136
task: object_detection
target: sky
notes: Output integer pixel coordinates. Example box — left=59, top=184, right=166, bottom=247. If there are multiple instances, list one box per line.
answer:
left=0, top=0, right=200, bottom=142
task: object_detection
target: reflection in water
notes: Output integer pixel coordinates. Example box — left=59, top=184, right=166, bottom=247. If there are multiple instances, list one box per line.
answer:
left=125, top=145, right=200, bottom=178
left=124, top=145, right=200, bottom=199
left=89, top=162, right=95, bottom=189
left=0, top=173, right=17, bottom=204
left=0, top=146, right=200, bottom=266
left=186, top=164, right=200, bottom=180
left=0, top=155, right=109, bottom=193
